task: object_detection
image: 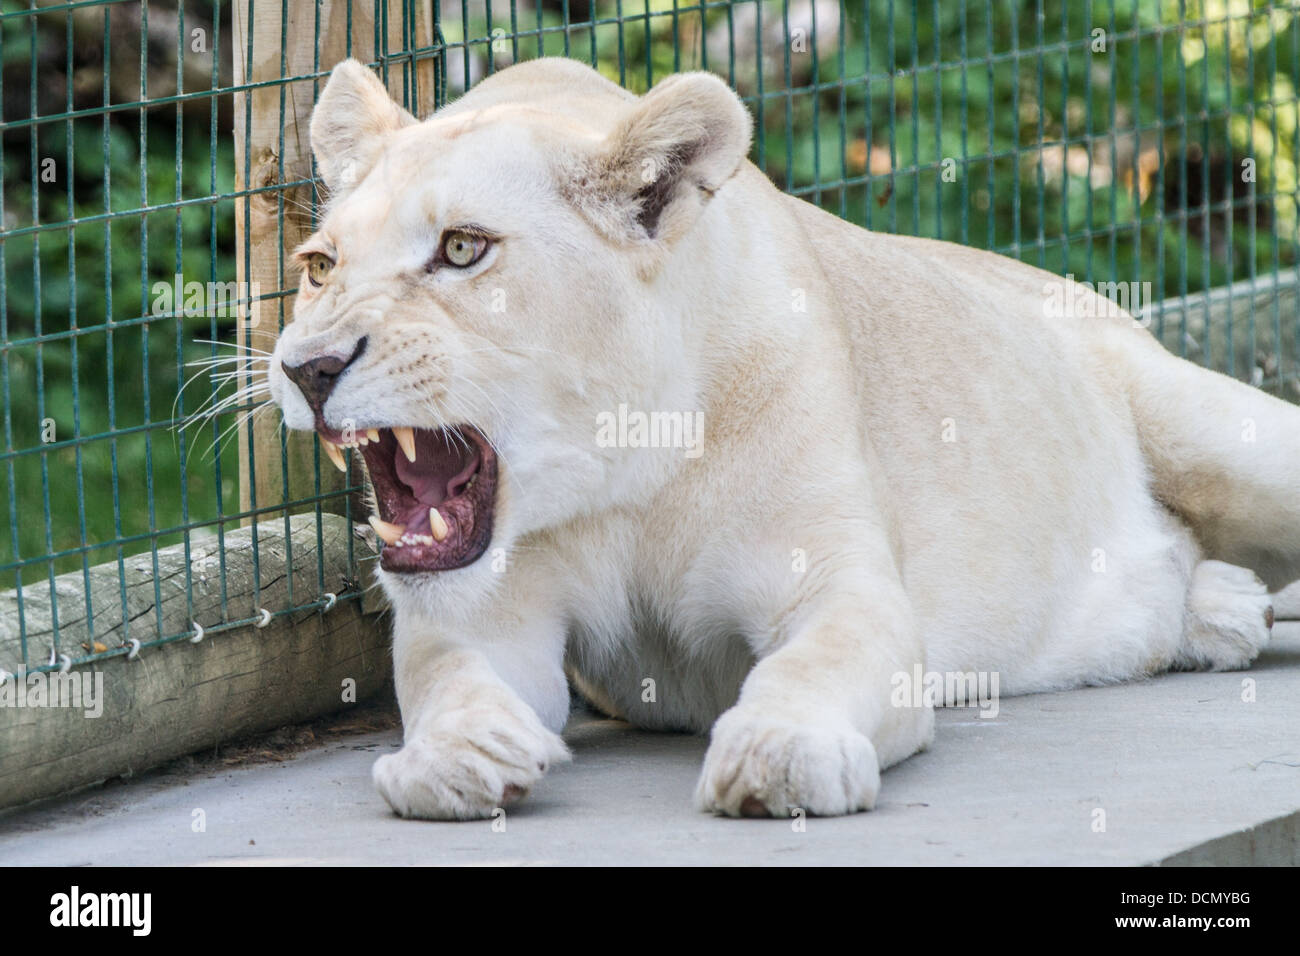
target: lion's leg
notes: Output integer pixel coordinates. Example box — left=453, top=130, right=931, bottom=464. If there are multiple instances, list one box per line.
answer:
left=372, top=598, right=571, bottom=821
left=694, top=536, right=934, bottom=818
left=1102, top=328, right=1300, bottom=591
left=1122, top=507, right=1274, bottom=674
left=1175, top=559, right=1275, bottom=672
left=1082, top=506, right=1273, bottom=677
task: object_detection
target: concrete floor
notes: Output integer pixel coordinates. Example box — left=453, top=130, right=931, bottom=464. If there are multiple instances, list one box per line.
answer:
left=3, top=623, right=1299, bottom=866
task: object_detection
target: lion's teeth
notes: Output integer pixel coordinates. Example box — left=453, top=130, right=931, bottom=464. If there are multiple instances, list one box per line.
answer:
left=394, top=426, right=417, bottom=462
left=322, top=439, right=347, bottom=473
left=368, top=515, right=406, bottom=545
left=366, top=428, right=380, bottom=443
left=429, top=508, right=449, bottom=542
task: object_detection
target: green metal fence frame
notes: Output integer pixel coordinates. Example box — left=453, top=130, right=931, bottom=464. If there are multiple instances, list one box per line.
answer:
left=1, top=0, right=1298, bottom=680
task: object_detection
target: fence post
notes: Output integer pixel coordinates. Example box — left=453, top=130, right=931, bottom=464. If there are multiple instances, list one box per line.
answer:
left=231, top=0, right=438, bottom=523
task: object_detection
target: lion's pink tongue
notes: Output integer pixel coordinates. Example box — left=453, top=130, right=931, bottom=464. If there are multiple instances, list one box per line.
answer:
left=394, top=458, right=439, bottom=504
left=393, top=436, right=481, bottom=506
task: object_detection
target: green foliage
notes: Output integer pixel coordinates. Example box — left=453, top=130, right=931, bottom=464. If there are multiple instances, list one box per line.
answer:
left=3, top=0, right=1298, bottom=589
left=2, top=113, right=239, bottom=583
left=441, top=1, right=1299, bottom=296
left=774, top=0, right=1298, bottom=297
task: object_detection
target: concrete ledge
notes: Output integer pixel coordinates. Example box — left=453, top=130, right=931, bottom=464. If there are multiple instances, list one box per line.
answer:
left=2, top=624, right=1297, bottom=865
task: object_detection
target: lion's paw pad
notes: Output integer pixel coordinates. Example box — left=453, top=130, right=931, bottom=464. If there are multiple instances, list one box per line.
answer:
left=1181, top=560, right=1274, bottom=671
left=694, top=709, right=880, bottom=818
left=373, top=705, right=568, bottom=821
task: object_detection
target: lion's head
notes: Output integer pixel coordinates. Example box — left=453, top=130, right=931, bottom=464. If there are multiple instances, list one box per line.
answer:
left=268, top=57, right=751, bottom=606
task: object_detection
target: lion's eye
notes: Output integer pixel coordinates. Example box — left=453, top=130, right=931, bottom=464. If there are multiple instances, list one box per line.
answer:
left=442, top=230, right=488, bottom=268
left=304, top=252, right=334, bottom=287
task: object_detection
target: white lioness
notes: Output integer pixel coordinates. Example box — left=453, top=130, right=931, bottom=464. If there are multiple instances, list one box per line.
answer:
left=269, top=57, right=1299, bottom=820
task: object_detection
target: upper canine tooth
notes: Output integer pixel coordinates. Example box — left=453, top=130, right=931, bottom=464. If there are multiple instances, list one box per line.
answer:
left=394, top=426, right=417, bottom=462
left=368, top=514, right=406, bottom=545
left=322, top=439, right=347, bottom=473
left=429, top=508, right=449, bottom=542
left=366, top=428, right=380, bottom=443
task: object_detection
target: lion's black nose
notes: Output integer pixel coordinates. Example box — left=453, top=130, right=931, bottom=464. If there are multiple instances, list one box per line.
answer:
left=281, top=336, right=367, bottom=414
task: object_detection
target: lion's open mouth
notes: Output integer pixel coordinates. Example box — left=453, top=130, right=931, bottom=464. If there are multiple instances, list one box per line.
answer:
left=318, top=424, right=497, bottom=573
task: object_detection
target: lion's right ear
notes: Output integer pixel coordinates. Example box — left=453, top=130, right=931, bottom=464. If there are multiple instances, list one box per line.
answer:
left=567, top=71, right=752, bottom=251
left=310, top=59, right=416, bottom=196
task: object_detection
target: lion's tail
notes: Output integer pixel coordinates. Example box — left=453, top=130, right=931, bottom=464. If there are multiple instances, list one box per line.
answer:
left=1103, top=326, right=1300, bottom=591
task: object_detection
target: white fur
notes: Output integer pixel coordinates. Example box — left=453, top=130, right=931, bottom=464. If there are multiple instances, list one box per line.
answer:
left=267, top=58, right=1299, bottom=820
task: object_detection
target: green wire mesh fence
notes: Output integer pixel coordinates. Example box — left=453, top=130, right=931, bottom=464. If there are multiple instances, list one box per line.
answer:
left=1, top=1, right=1297, bottom=678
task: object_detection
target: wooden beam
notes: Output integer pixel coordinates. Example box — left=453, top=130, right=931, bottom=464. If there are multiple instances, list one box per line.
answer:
left=1144, top=272, right=1300, bottom=403
left=0, top=514, right=389, bottom=810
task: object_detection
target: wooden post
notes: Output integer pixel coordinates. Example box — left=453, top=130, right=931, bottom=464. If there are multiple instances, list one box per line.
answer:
left=232, top=0, right=437, bottom=522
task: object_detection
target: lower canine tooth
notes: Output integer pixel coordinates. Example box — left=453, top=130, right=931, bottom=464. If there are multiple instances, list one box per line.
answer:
left=322, top=439, right=347, bottom=473
left=429, top=508, right=449, bottom=542
left=368, top=515, right=406, bottom=545
left=394, top=426, right=417, bottom=462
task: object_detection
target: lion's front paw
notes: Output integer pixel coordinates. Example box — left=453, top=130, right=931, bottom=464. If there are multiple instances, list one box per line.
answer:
left=373, top=700, right=569, bottom=821
left=694, top=708, right=880, bottom=818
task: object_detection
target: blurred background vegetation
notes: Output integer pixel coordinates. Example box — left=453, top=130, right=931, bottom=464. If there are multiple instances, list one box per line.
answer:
left=2, top=0, right=1298, bottom=585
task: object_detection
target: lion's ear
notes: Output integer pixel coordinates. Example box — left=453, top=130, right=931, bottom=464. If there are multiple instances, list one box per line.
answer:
left=570, top=71, right=752, bottom=246
left=310, top=59, right=416, bottom=197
